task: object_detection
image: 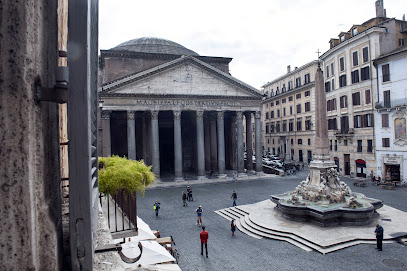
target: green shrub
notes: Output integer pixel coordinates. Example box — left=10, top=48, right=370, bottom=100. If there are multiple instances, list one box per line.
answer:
left=98, top=156, right=155, bottom=197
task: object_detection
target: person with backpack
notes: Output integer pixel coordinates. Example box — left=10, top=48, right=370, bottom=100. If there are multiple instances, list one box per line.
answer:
left=182, top=191, right=187, bottom=206
left=231, top=190, right=237, bottom=207
left=187, top=186, right=193, bottom=201
left=153, top=200, right=161, bottom=217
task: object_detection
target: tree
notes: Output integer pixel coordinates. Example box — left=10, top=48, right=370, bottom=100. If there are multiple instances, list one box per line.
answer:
left=98, top=156, right=155, bottom=197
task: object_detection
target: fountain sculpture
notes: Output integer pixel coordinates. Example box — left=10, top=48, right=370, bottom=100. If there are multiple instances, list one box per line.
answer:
left=271, top=62, right=382, bottom=226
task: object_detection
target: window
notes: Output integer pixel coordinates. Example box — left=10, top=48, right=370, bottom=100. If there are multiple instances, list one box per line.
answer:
left=271, top=91, right=274, bottom=97
left=327, top=99, right=337, bottom=111
left=383, top=90, right=391, bottom=108
left=290, top=106, right=293, bottom=115
left=276, top=88, right=279, bottom=95
left=282, top=98, right=286, bottom=103
left=305, top=119, right=311, bottom=130
left=289, top=96, right=293, bottom=102
left=361, top=66, right=370, bottom=81
left=340, top=35, right=344, bottom=42
left=352, top=51, right=358, bottom=66
left=291, top=138, right=294, bottom=145
left=271, top=111, right=274, bottom=118
left=288, top=81, right=293, bottom=90
left=283, top=107, right=286, bottom=116
left=351, top=70, right=359, bottom=83
left=382, top=114, right=389, bottom=127
left=325, top=81, right=331, bottom=92
left=265, top=91, right=269, bottom=98
left=335, top=140, right=338, bottom=151
left=362, top=47, right=369, bottom=63
left=297, top=118, right=302, bottom=131
left=308, top=138, right=311, bottom=145
left=331, top=79, right=335, bottom=91
left=357, top=140, right=362, bottom=152
left=399, top=39, right=405, bottom=47
left=352, top=28, right=357, bottom=36
left=276, top=121, right=280, bottom=133
left=365, top=89, right=371, bottom=104
left=305, top=90, right=310, bottom=97
left=330, top=140, right=333, bottom=150
left=276, top=100, right=280, bottom=105
left=289, top=120, right=294, bottom=131
left=305, top=102, right=311, bottom=112
left=270, top=122, right=275, bottom=133
left=298, top=139, right=303, bottom=145
left=367, top=140, right=373, bottom=153
left=304, top=73, right=310, bottom=84
left=339, top=74, right=347, bottom=87
left=282, top=84, right=286, bottom=92
left=382, top=64, right=390, bottom=82
left=382, top=138, right=390, bottom=147
left=340, top=57, right=345, bottom=71
left=266, top=124, right=270, bottom=134
left=277, top=109, right=280, bottom=117
left=340, top=95, right=348, bottom=108
left=364, top=114, right=373, bottom=127
left=326, top=66, right=330, bottom=78
left=341, top=116, right=349, bottom=133
left=297, top=104, right=301, bottom=114
left=270, top=101, right=274, bottom=106
left=283, top=121, right=287, bottom=132
left=331, top=62, right=335, bottom=76
left=354, top=114, right=374, bottom=128
left=344, top=139, right=348, bottom=146
left=266, top=112, right=269, bottom=119
left=352, top=92, right=361, bottom=106
left=296, top=78, right=301, bottom=87
left=328, top=118, right=337, bottom=130
left=354, top=115, right=362, bottom=128
left=296, top=93, right=301, bottom=99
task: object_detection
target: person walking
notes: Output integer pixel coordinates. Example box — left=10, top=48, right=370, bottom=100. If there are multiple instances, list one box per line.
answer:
left=182, top=191, right=187, bottom=206
left=196, top=205, right=203, bottom=225
left=375, top=224, right=384, bottom=251
left=153, top=200, right=160, bottom=217
left=200, top=226, right=209, bottom=258
left=231, top=190, right=237, bottom=207
left=292, top=166, right=296, bottom=175
left=232, top=172, right=237, bottom=182
left=187, top=186, right=193, bottom=201
left=231, top=219, right=236, bottom=236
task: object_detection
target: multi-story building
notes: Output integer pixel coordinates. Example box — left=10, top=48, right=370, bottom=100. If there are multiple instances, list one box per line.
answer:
left=320, top=0, right=407, bottom=178
left=373, top=47, right=407, bottom=184
left=261, top=61, right=319, bottom=163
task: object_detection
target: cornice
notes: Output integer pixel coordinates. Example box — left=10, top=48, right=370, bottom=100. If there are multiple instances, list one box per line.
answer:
left=261, top=82, right=315, bottom=104
left=99, top=92, right=261, bottom=101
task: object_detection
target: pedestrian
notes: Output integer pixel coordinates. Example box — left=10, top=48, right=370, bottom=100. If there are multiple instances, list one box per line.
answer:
left=200, top=226, right=208, bottom=258
left=182, top=191, right=187, bottom=206
left=187, top=186, right=193, bottom=201
left=153, top=200, right=160, bottom=217
left=292, top=166, right=296, bottom=175
left=232, top=172, right=237, bottom=182
left=196, top=205, right=203, bottom=225
left=231, top=219, right=236, bottom=236
left=231, top=190, right=237, bottom=207
left=375, top=224, right=384, bottom=251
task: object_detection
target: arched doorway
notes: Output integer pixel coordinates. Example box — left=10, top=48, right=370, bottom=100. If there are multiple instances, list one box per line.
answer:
left=355, top=159, right=366, bottom=178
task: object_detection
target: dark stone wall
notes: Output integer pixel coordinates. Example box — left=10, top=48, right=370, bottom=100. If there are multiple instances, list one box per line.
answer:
left=0, top=0, right=63, bottom=270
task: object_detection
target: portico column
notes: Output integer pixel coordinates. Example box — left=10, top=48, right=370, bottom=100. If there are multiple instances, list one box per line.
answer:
left=236, top=111, right=245, bottom=174
left=127, top=111, right=136, bottom=160
left=255, top=111, right=263, bottom=173
left=141, top=114, right=147, bottom=162
left=245, top=112, right=254, bottom=173
left=217, top=111, right=226, bottom=177
left=196, top=110, right=205, bottom=178
left=209, top=115, right=218, bottom=173
left=173, top=111, right=184, bottom=181
left=101, top=110, right=111, bottom=157
left=151, top=110, right=160, bottom=179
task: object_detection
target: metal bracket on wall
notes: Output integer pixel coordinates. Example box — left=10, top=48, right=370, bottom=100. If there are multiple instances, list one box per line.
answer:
left=35, top=66, right=69, bottom=104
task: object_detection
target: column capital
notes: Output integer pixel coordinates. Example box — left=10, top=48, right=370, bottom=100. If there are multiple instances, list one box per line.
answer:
left=236, top=111, right=243, bottom=120
left=151, top=110, right=159, bottom=120
left=217, top=111, right=224, bottom=120
left=173, top=110, right=181, bottom=120
left=101, top=110, right=112, bottom=120
left=244, top=111, right=253, bottom=118
left=127, top=110, right=135, bottom=120
left=197, top=110, right=204, bottom=119
left=255, top=111, right=261, bottom=119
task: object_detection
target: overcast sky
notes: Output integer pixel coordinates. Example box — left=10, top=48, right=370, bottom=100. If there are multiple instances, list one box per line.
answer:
left=99, top=0, right=406, bottom=89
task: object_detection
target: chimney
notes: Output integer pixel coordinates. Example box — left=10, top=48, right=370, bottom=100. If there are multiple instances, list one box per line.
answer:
left=287, top=65, right=291, bottom=74
left=375, top=0, right=385, bottom=18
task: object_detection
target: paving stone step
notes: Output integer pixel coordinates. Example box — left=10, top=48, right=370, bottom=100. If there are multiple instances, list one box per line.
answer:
left=216, top=209, right=262, bottom=240
left=230, top=207, right=248, bottom=216
left=234, top=206, right=250, bottom=215
left=214, top=210, right=232, bottom=221
left=237, top=216, right=262, bottom=240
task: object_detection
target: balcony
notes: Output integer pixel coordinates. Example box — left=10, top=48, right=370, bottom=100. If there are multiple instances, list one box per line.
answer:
left=376, top=98, right=407, bottom=110
left=335, top=128, right=354, bottom=141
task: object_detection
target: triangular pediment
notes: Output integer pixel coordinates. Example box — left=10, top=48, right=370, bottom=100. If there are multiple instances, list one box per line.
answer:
left=101, top=56, right=261, bottom=99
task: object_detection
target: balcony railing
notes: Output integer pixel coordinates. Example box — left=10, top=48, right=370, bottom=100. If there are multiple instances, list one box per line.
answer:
left=376, top=98, right=407, bottom=109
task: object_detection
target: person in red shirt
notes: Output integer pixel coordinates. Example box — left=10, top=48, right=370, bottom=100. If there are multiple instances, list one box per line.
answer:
left=200, top=226, right=209, bottom=258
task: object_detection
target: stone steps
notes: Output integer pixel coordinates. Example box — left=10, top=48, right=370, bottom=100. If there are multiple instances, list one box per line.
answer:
left=215, top=206, right=392, bottom=254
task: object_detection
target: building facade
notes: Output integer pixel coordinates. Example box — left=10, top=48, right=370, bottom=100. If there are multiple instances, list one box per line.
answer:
left=99, top=38, right=263, bottom=180
left=373, top=47, right=407, bottom=185
left=261, top=61, right=318, bottom=163
left=320, top=0, right=407, bottom=178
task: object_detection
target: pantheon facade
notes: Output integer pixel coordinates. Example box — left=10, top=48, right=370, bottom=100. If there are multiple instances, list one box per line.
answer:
left=99, top=37, right=263, bottom=180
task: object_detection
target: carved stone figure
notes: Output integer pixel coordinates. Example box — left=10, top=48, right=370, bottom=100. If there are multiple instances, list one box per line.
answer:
left=345, top=196, right=363, bottom=208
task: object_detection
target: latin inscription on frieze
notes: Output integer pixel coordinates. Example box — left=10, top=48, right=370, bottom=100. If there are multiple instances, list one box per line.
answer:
left=133, top=99, right=237, bottom=107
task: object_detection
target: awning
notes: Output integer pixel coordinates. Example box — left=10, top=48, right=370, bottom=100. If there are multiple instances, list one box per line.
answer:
left=122, top=240, right=175, bottom=267
left=355, top=159, right=366, bottom=164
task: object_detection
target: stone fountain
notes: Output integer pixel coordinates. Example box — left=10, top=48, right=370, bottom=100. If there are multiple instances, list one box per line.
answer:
left=271, top=63, right=382, bottom=227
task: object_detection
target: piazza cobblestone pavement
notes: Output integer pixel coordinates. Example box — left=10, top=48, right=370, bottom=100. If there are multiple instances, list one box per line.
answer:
left=136, top=168, right=407, bottom=271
